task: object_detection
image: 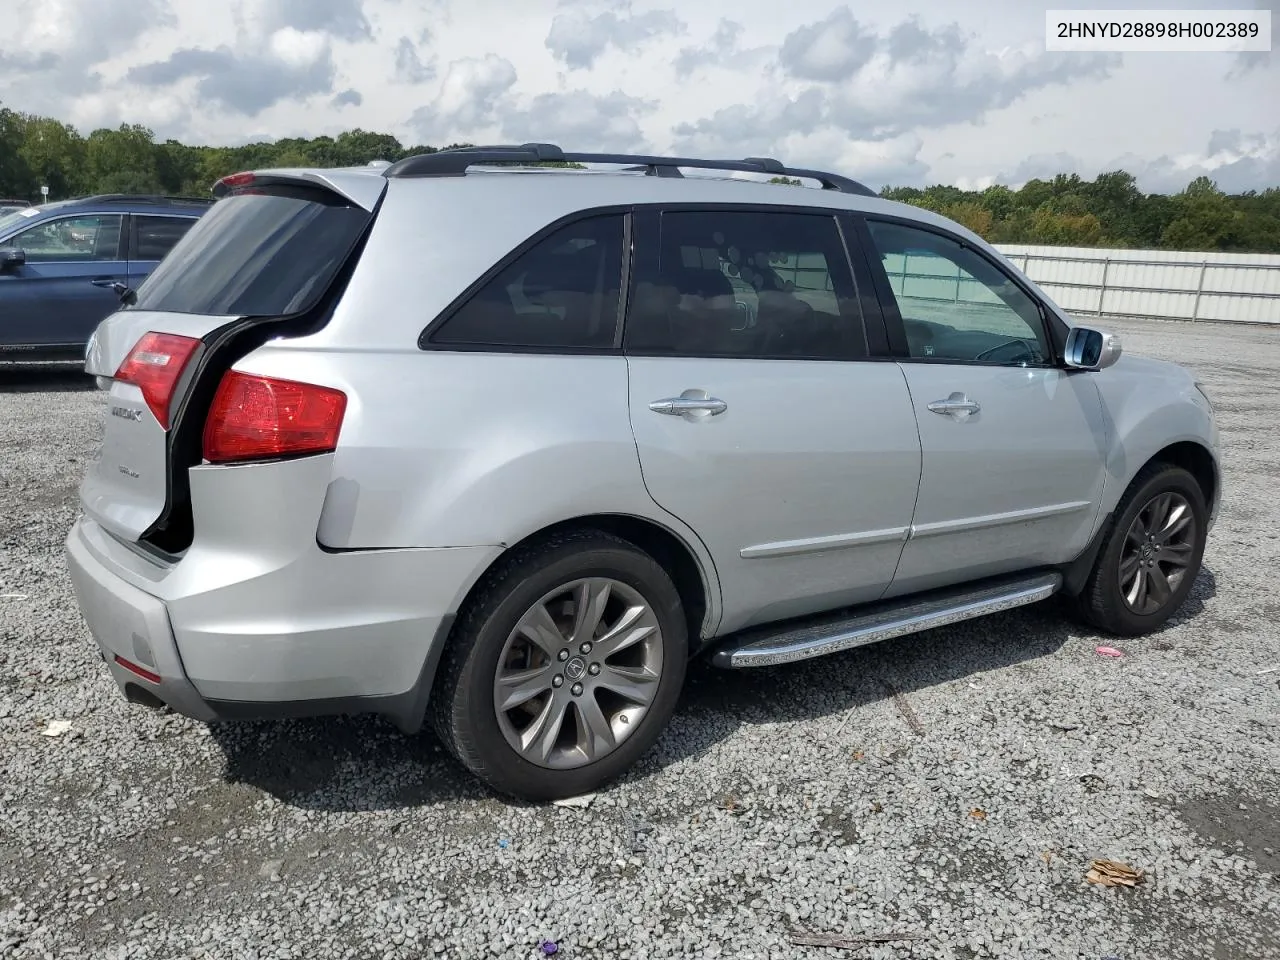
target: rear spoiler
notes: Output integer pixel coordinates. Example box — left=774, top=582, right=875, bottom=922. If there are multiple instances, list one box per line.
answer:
left=211, top=169, right=386, bottom=212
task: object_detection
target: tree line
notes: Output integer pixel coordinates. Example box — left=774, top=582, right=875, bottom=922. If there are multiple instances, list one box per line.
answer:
left=3, top=104, right=1277, bottom=253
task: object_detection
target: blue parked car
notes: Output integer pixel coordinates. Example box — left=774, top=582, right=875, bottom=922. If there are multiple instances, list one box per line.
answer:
left=0, top=194, right=212, bottom=360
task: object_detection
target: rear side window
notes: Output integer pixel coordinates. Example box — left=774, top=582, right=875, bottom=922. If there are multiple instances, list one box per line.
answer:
left=133, top=215, right=198, bottom=261
left=428, top=215, right=624, bottom=349
left=626, top=210, right=867, bottom=360
left=130, top=190, right=371, bottom=317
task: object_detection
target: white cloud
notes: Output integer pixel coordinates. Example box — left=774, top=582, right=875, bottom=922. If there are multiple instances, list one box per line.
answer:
left=0, top=0, right=1275, bottom=192
left=545, top=6, right=684, bottom=70
left=269, top=28, right=330, bottom=68
left=409, top=54, right=518, bottom=136
left=778, top=6, right=877, bottom=82
left=501, top=90, right=656, bottom=151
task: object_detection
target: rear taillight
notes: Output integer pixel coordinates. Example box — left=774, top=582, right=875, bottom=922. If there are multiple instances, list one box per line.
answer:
left=203, top=371, right=347, bottom=464
left=114, top=332, right=201, bottom=430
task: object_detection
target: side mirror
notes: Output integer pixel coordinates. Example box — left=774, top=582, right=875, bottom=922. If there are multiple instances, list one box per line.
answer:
left=0, top=246, right=24, bottom=270
left=1064, top=326, right=1122, bottom=371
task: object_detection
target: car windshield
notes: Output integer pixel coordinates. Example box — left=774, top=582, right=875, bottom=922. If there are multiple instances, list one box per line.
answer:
left=0, top=208, right=38, bottom=235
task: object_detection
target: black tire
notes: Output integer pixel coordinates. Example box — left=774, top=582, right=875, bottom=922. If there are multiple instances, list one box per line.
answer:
left=430, top=530, right=688, bottom=801
left=1076, top=463, right=1208, bottom=636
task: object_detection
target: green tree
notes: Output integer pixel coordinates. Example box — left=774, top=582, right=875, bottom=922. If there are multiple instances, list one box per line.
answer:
left=1028, top=203, right=1105, bottom=246
left=84, top=124, right=161, bottom=194
left=15, top=114, right=86, bottom=200
left=2, top=101, right=1278, bottom=253
left=1160, top=177, right=1242, bottom=251
left=0, top=105, right=32, bottom=198
left=938, top=201, right=994, bottom=239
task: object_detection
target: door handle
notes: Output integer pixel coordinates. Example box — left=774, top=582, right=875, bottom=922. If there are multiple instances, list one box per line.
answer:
left=649, top=397, right=728, bottom=416
left=927, top=393, right=981, bottom=418
left=89, top=279, right=124, bottom=291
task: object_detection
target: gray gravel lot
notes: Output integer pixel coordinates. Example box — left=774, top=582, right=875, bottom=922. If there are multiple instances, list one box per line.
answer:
left=1, top=317, right=1278, bottom=960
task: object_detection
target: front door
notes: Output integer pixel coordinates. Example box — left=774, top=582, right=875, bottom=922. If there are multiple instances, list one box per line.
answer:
left=858, top=217, right=1109, bottom=597
left=625, top=207, right=922, bottom=634
left=0, top=213, right=127, bottom=348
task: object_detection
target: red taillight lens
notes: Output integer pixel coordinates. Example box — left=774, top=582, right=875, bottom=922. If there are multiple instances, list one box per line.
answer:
left=217, top=171, right=255, bottom=189
left=203, top=371, right=347, bottom=464
left=114, top=332, right=201, bottom=430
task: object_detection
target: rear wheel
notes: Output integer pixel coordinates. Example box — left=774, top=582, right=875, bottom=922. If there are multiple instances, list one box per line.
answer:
left=1076, top=463, right=1207, bottom=636
left=431, top=531, right=687, bottom=800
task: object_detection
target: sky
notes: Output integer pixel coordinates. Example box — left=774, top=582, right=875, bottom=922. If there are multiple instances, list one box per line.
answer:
left=1, top=0, right=1277, bottom=193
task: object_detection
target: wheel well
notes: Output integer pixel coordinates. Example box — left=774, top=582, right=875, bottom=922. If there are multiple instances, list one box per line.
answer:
left=509, top=515, right=710, bottom=650
left=1151, top=441, right=1217, bottom=508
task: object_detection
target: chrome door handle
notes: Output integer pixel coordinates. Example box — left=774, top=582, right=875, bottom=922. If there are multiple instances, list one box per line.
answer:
left=649, top=397, right=728, bottom=416
left=927, top=393, right=981, bottom=418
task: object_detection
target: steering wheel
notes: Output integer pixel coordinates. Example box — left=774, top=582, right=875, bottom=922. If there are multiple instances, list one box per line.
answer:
left=974, top=338, right=1039, bottom=363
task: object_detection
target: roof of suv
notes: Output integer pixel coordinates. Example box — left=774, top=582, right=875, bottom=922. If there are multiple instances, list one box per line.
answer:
left=214, top=143, right=909, bottom=219
left=211, top=143, right=991, bottom=254
left=3, top=194, right=213, bottom=221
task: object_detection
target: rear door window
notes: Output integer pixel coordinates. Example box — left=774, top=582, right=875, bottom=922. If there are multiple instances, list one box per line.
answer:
left=130, top=189, right=372, bottom=317
left=625, top=209, right=868, bottom=360
left=132, top=215, right=199, bottom=261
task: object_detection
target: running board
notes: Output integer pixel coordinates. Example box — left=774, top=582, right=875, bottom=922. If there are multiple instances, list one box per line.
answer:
left=710, top=571, right=1063, bottom=669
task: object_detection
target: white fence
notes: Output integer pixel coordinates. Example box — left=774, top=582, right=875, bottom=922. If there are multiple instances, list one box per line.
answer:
left=993, top=244, right=1280, bottom=325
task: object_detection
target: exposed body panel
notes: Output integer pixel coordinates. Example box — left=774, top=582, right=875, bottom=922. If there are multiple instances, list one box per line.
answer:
left=888, top=365, right=1109, bottom=596
left=627, top=356, right=922, bottom=633
left=228, top=345, right=726, bottom=634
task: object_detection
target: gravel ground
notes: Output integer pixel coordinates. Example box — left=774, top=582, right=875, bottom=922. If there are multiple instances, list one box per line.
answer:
left=1, top=317, right=1278, bottom=960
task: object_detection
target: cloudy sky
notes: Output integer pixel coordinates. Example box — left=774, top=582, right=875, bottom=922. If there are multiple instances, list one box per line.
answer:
left=2, top=0, right=1277, bottom=192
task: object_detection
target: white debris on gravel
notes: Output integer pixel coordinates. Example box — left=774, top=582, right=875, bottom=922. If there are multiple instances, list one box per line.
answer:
left=1, top=325, right=1278, bottom=960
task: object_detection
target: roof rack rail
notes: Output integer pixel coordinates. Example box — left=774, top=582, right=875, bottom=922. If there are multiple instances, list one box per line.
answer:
left=382, top=144, right=877, bottom=196
left=78, top=194, right=215, bottom=205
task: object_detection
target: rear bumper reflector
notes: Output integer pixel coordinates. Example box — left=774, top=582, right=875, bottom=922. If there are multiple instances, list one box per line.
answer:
left=114, top=654, right=162, bottom=685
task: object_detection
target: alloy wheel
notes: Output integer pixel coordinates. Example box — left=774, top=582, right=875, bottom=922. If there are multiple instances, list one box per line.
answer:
left=493, top=578, right=664, bottom=770
left=1118, top=491, right=1197, bottom=615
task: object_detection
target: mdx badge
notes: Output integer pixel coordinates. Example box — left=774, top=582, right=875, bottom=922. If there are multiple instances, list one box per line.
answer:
left=111, top=406, right=144, bottom=422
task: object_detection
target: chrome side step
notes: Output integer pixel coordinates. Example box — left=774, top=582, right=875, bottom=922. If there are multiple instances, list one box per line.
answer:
left=710, top=571, right=1063, bottom=669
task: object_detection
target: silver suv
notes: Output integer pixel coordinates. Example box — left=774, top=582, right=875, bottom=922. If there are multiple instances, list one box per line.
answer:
left=66, top=145, right=1220, bottom=800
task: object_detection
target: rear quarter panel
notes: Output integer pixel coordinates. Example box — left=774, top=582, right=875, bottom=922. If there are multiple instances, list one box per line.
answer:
left=231, top=345, right=724, bottom=629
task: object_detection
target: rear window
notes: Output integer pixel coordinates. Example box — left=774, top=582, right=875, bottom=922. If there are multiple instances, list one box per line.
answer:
left=129, top=189, right=371, bottom=317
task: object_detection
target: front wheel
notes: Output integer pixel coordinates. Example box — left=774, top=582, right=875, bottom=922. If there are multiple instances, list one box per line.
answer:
left=1076, top=463, right=1208, bottom=636
left=431, top=531, right=687, bottom=800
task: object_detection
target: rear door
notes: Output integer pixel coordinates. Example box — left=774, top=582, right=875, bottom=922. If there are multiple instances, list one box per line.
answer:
left=625, top=206, right=922, bottom=633
left=854, top=216, right=1108, bottom=597
left=81, top=180, right=378, bottom=546
left=126, top=213, right=201, bottom=289
left=0, top=213, right=127, bottom=347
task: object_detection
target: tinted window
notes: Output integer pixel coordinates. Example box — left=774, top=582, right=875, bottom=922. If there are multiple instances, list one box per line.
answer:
left=430, top=215, right=624, bottom=349
left=134, top=215, right=198, bottom=261
left=130, top=190, right=370, bottom=317
left=866, top=220, right=1049, bottom=365
left=11, top=214, right=123, bottom=262
left=626, top=210, right=866, bottom=359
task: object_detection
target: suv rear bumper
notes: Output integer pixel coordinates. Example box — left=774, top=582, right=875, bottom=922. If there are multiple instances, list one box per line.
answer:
left=65, top=471, right=501, bottom=731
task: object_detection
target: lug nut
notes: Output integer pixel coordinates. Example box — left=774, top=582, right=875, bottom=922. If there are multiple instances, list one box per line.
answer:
left=588, top=663, right=601, bottom=676
left=579, top=642, right=593, bottom=655
left=552, top=675, right=564, bottom=688
left=571, top=682, right=584, bottom=696
left=558, top=649, right=570, bottom=662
